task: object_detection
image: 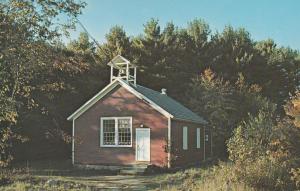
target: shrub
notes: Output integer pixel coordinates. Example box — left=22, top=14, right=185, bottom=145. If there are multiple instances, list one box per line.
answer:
left=227, top=109, right=297, bottom=190
left=291, top=168, right=300, bottom=190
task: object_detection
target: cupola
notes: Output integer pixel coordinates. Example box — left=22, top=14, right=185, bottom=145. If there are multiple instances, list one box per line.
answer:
left=107, top=55, right=137, bottom=85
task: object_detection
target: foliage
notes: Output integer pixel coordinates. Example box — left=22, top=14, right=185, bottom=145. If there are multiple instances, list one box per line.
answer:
left=188, top=69, right=274, bottom=158
left=227, top=110, right=275, bottom=162
left=1, top=2, right=299, bottom=184
left=67, top=32, right=94, bottom=54
left=0, top=0, right=86, bottom=165
left=227, top=92, right=300, bottom=190
left=272, top=91, right=300, bottom=190
left=284, top=91, right=300, bottom=128
left=156, top=162, right=255, bottom=191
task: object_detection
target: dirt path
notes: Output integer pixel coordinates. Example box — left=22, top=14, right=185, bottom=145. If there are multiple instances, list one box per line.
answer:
left=79, top=175, right=159, bottom=190
left=41, top=175, right=163, bottom=191
left=87, top=175, right=159, bottom=190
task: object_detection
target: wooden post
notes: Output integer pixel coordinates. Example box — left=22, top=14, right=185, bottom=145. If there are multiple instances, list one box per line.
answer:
left=72, top=119, right=75, bottom=165
left=126, top=63, right=129, bottom=81
left=134, top=67, right=137, bottom=85
left=110, top=66, right=113, bottom=82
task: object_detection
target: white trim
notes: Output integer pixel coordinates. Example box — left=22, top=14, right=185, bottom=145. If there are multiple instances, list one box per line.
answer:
left=210, top=130, right=213, bottom=156
left=173, top=117, right=208, bottom=125
left=67, top=79, right=173, bottom=121
left=72, top=119, right=75, bottom=165
left=126, top=63, right=129, bottom=81
left=196, top=128, right=200, bottom=149
left=100, top=117, right=133, bottom=147
left=110, top=66, right=113, bottom=83
left=118, top=80, right=173, bottom=119
left=203, top=128, right=206, bottom=161
left=107, top=55, right=131, bottom=66
left=183, top=126, right=188, bottom=150
left=135, top=128, right=151, bottom=162
left=134, top=67, right=137, bottom=86
left=167, top=117, right=171, bottom=168
left=67, top=80, right=120, bottom=120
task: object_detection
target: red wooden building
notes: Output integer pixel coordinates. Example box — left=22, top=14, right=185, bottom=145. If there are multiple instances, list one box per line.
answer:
left=67, top=55, right=211, bottom=168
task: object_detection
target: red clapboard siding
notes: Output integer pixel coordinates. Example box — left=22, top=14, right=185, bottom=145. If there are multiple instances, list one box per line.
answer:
left=74, top=85, right=168, bottom=167
left=170, top=120, right=206, bottom=167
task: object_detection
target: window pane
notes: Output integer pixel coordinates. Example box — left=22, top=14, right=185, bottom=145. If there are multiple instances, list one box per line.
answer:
left=118, top=119, right=131, bottom=145
left=103, top=119, right=115, bottom=145
left=197, top=128, right=200, bottom=148
left=183, top=126, right=188, bottom=150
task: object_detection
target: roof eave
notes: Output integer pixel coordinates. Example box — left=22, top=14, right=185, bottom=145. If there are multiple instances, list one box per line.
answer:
left=172, top=117, right=208, bottom=125
left=67, top=80, right=120, bottom=121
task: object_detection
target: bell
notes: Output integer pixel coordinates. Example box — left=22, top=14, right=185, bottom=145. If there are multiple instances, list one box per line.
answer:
left=118, top=69, right=126, bottom=76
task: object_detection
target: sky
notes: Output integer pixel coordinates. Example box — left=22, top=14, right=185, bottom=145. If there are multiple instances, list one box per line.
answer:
left=64, top=0, right=300, bottom=50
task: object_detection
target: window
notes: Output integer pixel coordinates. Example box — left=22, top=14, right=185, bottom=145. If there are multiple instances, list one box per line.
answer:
left=183, top=126, right=188, bottom=150
left=101, top=117, right=132, bottom=147
left=102, top=119, right=115, bottom=145
left=118, top=118, right=131, bottom=145
left=196, top=128, right=201, bottom=148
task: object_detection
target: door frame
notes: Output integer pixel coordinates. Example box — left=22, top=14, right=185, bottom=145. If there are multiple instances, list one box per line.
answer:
left=135, top=128, right=151, bottom=162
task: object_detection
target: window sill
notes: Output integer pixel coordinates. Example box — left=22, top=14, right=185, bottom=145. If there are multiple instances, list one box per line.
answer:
left=100, top=145, right=132, bottom=148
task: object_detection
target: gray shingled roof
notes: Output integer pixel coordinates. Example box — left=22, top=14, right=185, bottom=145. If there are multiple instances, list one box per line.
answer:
left=128, top=83, right=207, bottom=124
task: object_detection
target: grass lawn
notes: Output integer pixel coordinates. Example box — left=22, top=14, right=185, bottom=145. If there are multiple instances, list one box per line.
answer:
left=0, top=160, right=256, bottom=191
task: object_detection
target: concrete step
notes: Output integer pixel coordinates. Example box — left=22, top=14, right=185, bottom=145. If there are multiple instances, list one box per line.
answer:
left=119, top=169, right=143, bottom=175
left=119, top=165, right=148, bottom=175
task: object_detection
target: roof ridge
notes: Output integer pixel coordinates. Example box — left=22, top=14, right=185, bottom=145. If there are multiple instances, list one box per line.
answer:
left=132, top=83, right=207, bottom=124
left=68, top=78, right=207, bottom=124
left=136, top=84, right=194, bottom=109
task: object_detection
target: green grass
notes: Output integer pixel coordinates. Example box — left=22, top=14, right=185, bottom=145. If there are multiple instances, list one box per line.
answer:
left=0, top=160, right=258, bottom=191
left=152, top=164, right=257, bottom=191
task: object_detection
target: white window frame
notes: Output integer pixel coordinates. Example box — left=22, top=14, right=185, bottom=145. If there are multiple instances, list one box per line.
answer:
left=100, top=117, right=132, bottom=147
left=183, top=126, right=188, bottom=150
left=196, top=128, right=201, bottom=149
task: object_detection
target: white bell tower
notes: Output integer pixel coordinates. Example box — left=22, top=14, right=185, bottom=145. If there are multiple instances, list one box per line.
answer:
left=108, top=55, right=137, bottom=85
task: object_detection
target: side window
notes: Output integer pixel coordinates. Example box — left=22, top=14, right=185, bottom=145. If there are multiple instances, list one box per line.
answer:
left=196, top=128, right=201, bottom=148
left=183, top=126, right=188, bottom=150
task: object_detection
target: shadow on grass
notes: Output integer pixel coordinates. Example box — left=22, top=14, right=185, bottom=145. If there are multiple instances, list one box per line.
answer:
left=10, top=159, right=118, bottom=177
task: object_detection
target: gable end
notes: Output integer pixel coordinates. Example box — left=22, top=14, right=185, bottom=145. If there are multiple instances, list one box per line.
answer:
left=67, top=79, right=173, bottom=121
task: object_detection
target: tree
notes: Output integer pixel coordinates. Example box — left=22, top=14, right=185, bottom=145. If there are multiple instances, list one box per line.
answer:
left=207, top=26, right=254, bottom=82
left=187, top=19, right=210, bottom=49
left=284, top=91, right=300, bottom=128
left=67, top=32, right=95, bottom=54
left=228, top=110, right=275, bottom=162
left=187, top=69, right=275, bottom=158
left=226, top=109, right=294, bottom=190
left=97, top=26, right=131, bottom=64
left=0, top=0, right=86, bottom=166
left=131, top=19, right=211, bottom=100
left=227, top=91, right=300, bottom=190
left=271, top=91, right=300, bottom=189
left=187, top=69, right=237, bottom=157
left=253, top=40, right=299, bottom=110
left=131, top=19, right=164, bottom=89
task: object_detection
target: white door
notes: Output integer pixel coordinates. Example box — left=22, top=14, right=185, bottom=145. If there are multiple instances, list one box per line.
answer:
left=136, top=128, right=150, bottom=161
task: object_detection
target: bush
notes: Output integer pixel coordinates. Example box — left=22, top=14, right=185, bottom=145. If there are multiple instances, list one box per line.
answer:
left=227, top=109, right=297, bottom=190
left=291, top=168, right=300, bottom=190
left=0, top=168, right=28, bottom=186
